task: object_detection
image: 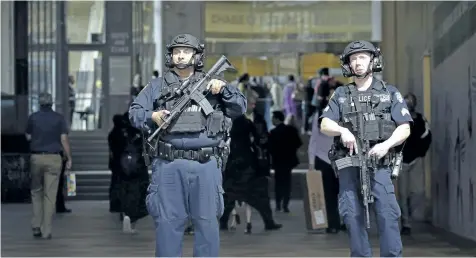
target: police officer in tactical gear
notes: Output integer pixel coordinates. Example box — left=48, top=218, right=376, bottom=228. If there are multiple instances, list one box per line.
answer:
left=129, top=34, right=246, bottom=257
left=319, top=40, right=412, bottom=257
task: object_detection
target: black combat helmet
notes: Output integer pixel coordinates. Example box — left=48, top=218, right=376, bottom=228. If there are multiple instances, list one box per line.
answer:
left=339, top=40, right=383, bottom=78
left=165, top=34, right=205, bottom=70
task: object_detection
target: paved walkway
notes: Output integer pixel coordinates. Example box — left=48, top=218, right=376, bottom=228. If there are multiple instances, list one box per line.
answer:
left=1, top=201, right=474, bottom=257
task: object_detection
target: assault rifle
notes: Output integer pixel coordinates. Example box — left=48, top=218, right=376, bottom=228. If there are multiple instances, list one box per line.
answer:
left=349, top=87, right=374, bottom=229
left=146, top=55, right=235, bottom=144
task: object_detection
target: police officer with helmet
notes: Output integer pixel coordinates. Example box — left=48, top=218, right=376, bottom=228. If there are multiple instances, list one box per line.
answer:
left=319, top=40, right=412, bottom=257
left=129, top=34, right=246, bottom=257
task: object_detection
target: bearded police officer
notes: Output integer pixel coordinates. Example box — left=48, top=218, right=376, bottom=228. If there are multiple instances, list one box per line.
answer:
left=319, top=40, right=412, bottom=257
left=129, top=34, right=246, bottom=257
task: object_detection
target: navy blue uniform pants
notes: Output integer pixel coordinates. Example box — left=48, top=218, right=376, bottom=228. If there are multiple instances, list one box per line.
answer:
left=146, top=157, right=224, bottom=257
left=338, top=167, right=402, bottom=257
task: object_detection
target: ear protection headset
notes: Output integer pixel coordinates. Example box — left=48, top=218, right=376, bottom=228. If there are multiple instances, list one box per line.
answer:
left=164, top=34, right=206, bottom=71
left=339, top=40, right=384, bottom=78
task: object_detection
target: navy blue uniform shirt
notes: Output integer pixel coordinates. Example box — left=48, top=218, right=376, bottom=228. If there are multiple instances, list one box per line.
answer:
left=26, top=107, right=68, bottom=153
left=129, top=72, right=247, bottom=149
left=320, top=77, right=413, bottom=126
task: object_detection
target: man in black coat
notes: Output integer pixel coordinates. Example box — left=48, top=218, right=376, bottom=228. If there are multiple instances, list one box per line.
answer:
left=269, top=111, right=302, bottom=212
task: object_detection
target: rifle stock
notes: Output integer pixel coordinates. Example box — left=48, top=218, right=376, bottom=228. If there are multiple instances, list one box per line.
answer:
left=147, top=55, right=235, bottom=143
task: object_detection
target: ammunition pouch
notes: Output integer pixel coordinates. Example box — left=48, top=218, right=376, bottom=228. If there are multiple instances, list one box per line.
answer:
left=206, top=110, right=225, bottom=137
left=156, top=141, right=223, bottom=164
left=363, top=120, right=396, bottom=141
left=340, top=118, right=395, bottom=142
left=167, top=111, right=204, bottom=134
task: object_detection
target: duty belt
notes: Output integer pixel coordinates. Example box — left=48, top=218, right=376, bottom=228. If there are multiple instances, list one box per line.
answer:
left=334, top=154, right=393, bottom=171
left=157, top=141, right=221, bottom=163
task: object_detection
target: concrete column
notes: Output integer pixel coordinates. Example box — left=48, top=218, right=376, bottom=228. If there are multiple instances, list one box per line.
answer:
left=1, top=2, right=15, bottom=96
left=371, top=0, right=382, bottom=42
left=161, top=1, right=204, bottom=72
left=106, top=1, right=134, bottom=121
left=0, top=2, right=17, bottom=133
left=381, top=1, right=397, bottom=84
left=153, top=0, right=162, bottom=72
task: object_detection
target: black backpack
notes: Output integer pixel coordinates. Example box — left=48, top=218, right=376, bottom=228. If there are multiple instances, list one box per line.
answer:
left=120, top=131, right=142, bottom=177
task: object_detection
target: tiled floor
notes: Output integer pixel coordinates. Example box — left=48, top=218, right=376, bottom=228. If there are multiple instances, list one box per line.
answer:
left=1, top=201, right=475, bottom=257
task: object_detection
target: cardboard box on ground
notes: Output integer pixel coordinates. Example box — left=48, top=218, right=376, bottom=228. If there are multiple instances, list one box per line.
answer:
left=302, top=169, right=328, bottom=230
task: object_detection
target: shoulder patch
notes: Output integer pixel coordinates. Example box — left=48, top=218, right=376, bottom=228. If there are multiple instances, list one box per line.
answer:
left=401, top=107, right=410, bottom=117
left=395, top=92, right=403, bottom=103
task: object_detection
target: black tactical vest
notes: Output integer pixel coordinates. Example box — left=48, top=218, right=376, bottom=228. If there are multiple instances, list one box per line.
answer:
left=338, top=80, right=396, bottom=144
left=153, top=71, right=231, bottom=138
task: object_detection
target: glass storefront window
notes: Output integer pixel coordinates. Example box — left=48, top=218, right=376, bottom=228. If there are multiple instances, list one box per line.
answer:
left=132, top=1, right=157, bottom=81
left=28, top=51, right=56, bottom=113
left=66, top=1, right=105, bottom=44
left=28, top=1, right=57, bottom=44
left=28, top=1, right=57, bottom=114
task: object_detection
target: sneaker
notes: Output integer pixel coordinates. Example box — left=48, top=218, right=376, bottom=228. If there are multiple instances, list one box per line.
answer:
left=123, top=216, right=132, bottom=233
left=32, top=227, right=41, bottom=238
left=184, top=226, right=194, bottom=235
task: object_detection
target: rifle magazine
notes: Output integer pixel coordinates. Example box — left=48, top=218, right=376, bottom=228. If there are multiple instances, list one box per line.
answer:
left=334, top=156, right=360, bottom=170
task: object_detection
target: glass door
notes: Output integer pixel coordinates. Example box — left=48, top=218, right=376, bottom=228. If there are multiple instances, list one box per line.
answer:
left=68, top=50, right=105, bottom=131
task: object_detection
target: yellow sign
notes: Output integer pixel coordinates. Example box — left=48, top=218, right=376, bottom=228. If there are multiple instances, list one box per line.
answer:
left=205, top=2, right=372, bottom=35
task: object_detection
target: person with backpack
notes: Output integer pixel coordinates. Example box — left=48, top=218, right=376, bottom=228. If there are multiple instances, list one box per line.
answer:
left=398, top=93, right=432, bottom=236
left=117, top=112, right=150, bottom=234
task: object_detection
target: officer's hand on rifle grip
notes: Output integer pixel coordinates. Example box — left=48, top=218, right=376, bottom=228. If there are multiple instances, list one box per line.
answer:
left=207, top=79, right=226, bottom=95
left=152, top=110, right=171, bottom=126
left=368, top=142, right=390, bottom=159
left=340, top=127, right=358, bottom=155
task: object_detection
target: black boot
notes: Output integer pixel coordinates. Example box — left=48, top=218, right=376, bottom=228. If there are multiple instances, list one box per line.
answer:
left=245, top=222, right=252, bottom=234
left=235, top=214, right=241, bottom=225
left=265, top=222, right=283, bottom=231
